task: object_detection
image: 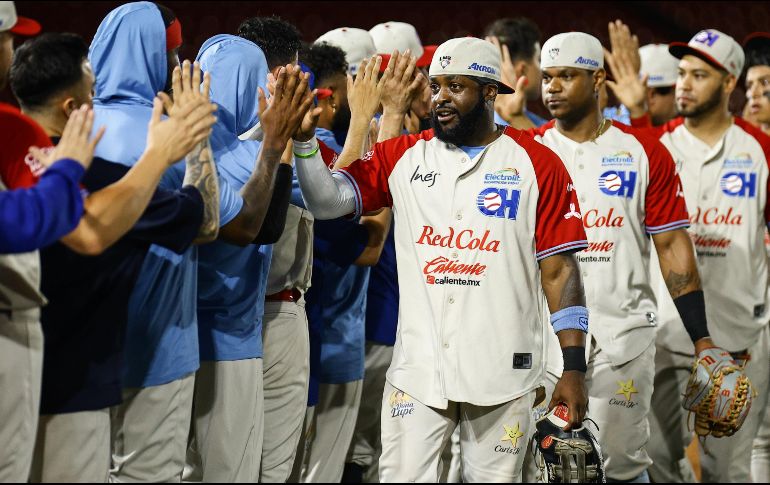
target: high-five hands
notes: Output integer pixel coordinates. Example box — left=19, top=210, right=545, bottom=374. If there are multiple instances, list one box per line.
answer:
left=152, top=60, right=218, bottom=165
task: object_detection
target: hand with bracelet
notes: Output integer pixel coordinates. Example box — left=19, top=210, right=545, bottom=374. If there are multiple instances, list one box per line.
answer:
left=539, top=253, right=589, bottom=430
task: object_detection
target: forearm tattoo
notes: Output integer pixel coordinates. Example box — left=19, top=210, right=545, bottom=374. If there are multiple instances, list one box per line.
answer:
left=665, top=269, right=700, bottom=299
left=184, top=139, right=220, bottom=239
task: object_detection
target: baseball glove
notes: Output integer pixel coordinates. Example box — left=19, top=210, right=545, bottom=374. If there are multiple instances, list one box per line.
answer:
left=682, top=347, right=754, bottom=438
left=533, top=404, right=606, bottom=483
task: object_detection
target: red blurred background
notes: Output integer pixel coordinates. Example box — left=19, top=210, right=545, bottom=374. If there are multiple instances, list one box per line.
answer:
left=6, top=1, right=770, bottom=114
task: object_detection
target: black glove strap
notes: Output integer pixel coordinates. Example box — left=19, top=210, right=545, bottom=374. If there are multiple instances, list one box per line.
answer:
left=673, top=290, right=710, bottom=343
left=562, top=346, right=587, bottom=373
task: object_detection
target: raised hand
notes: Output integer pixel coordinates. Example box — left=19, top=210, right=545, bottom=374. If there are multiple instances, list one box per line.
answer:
left=149, top=60, right=218, bottom=164
left=486, top=35, right=530, bottom=126
left=260, top=64, right=316, bottom=146
left=30, top=105, right=105, bottom=170
left=347, top=54, right=388, bottom=123
left=604, top=20, right=648, bottom=118
left=379, top=50, right=424, bottom=116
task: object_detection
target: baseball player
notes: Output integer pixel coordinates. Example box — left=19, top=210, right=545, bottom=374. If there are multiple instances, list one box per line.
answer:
left=743, top=33, right=770, bottom=137
left=638, top=44, right=679, bottom=126
left=615, top=28, right=770, bottom=483
left=516, top=31, right=718, bottom=483
left=89, top=4, right=310, bottom=481
left=743, top=31, right=770, bottom=483
left=294, top=36, right=592, bottom=482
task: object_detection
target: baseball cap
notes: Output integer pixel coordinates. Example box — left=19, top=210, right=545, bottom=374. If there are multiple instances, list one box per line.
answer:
left=743, top=32, right=770, bottom=70
left=316, top=27, right=377, bottom=76
left=428, top=37, right=514, bottom=94
left=369, top=21, right=437, bottom=69
left=0, top=1, right=40, bottom=36
left=669, top=29, right=744, bottom=78
left=639, top=44, right=679, bottom=87
left=541, top=32, right=603, bottom=71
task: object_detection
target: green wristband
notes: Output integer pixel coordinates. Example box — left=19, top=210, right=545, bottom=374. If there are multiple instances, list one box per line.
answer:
left=293, top=145, right=320, bottom=159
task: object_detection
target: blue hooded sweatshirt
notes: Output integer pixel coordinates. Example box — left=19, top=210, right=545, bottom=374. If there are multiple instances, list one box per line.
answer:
left=194, top=35, right=273, bottom=361
left=89, top=2, right=244, bottom=387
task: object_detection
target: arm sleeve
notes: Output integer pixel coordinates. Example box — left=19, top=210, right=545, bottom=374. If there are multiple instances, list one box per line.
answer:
left=294, top=138, right=358, bottom=220
left=644, top=139, right=690, bottom=234
left=254, top=163, right=293, bottom=244
left=0, top=158, right=85, bottom=253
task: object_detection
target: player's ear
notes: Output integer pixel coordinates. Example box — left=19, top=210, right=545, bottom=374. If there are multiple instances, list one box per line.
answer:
left=723, top=72, right=737, bottom=95
left=593, top=69, right=607, bottom=93
left=61, top=97, right=78, bottom=119
left=484, top=83, right=498, bottom=103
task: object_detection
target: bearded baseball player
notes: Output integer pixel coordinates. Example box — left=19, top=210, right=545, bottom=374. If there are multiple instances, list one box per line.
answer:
left=293, top=37, right=592, bottom=482
left=611, top=28, right=770, bottom=483
left=503, top=31, right=729, bottom=483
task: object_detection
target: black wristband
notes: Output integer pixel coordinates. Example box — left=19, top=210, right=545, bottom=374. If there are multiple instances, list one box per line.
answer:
left=673, top=290, right=710, bottom=343
left=562, top=346, right=587, bottom=372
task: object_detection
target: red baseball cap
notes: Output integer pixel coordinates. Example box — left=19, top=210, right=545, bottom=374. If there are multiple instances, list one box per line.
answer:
left=0, top=2, right=41, bottom=36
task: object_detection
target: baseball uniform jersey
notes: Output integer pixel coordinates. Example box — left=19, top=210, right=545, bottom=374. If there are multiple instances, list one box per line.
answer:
left=648, top=117, right=770, bottom=353
left=335, top=126, right=588, bottom=409
left=532, top=120, right=690, bottom=366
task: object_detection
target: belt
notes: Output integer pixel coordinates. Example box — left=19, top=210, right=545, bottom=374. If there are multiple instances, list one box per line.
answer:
left=265, top=288, right=302, bottom=302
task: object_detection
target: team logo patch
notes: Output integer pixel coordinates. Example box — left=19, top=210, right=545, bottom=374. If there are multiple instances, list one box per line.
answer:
left=483, top=168, right=521, bottom=186
left=601, top=150, right=634, bottom=166
left=598, top=170, right=637, bottom=198
left=476, top=187, right=521, bottom=219
left=440, top=55, right=452, bottom=69
left=694, top=30, right=720, bottom=47
left=389, top=390, right=415, bottom=418
left=720, top=172, right=757, bottom=198
left=549, top=47, right=560, bottom=60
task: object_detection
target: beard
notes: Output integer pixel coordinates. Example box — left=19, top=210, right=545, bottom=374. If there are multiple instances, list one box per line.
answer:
left=430, top=92, right=487, bottom=146
left=331, top=103, right=352, bottom=132
left=677, top=87, right=723, bottom=118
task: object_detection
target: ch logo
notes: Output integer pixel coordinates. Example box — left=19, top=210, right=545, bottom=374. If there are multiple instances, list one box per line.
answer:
left=564, top=203, right=581, bottom=220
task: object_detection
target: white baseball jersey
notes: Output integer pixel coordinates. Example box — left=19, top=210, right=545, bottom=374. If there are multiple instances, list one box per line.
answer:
left=335, top=127, right=588, bottom=409
left=643, top=117, right=770, bottom=353
left=532, top=121, right=689, bottom=366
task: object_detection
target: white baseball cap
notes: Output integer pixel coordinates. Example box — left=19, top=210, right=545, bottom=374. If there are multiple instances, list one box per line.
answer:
left=669, top=29, right=745, bottom=78
left=315, top=27, right=377, bottom=76
left=0, top=1, right=40, bottom=35
left=369, top=21, right=437, bottom=68
left=428, top=37, right=514, bottom=94
left=541, top=32, right=603, bottom=71
left=639, top=44, right=679, bottom=87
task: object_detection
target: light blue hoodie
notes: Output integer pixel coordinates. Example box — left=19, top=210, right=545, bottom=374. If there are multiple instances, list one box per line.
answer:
left=195, top=35, right=273, bottom=361
left=89, top=2, right=244, bottom=387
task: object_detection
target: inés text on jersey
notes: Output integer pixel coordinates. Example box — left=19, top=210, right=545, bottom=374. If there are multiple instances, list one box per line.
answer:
left=410, top=165, right=440, bottom=188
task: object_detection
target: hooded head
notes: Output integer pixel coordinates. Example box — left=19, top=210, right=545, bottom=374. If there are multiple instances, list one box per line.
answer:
left=196, top=34, right=267, bottom=140
left=89, top=2, right=167, bottom=107
left=197, top=34, right=269, bottom=185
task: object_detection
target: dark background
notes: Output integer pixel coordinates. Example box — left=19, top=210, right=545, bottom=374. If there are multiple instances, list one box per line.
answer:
left=6, top=1, right=770, bottom=114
